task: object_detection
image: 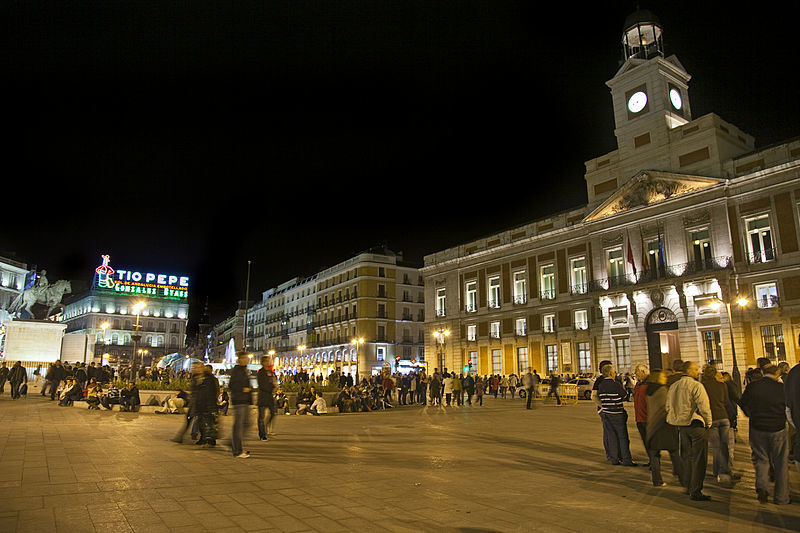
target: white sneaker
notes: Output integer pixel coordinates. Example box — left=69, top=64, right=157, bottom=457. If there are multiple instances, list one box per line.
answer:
left=235, top=452, right=250, bottom=458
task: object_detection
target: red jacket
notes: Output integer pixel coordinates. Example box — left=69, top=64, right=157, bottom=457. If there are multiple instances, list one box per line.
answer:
left=633, top=382, right=648, bottom=423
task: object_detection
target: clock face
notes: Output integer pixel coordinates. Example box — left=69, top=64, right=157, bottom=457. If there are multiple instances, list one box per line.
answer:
left=669, top=88, right=683, bottom=110
left=627, top=91, right=647, bottom=113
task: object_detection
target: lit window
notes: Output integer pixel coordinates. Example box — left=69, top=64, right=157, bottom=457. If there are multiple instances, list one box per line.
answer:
left=746, top=216, right=774, bottom=263
left=574, top=309, right=588, bottom=330
left=540, top=265, right=555, bottom=300
left=570, top=258, right=587, bottom=295
left=436, top=288, right=446, bottom=317
left=513, top=271, right=527, bottom=304
left=543, top=314, right=556, bottom=333
left=490, top=321, right=501, bottom=339
left=465, top=281, right=477, bottom=312
left=515, top=318, right=527, bottom=336
left=488, top=277, right=501, bottom=309
left=467, top=324, right=477, bottom=341
left=754, top=282, right=779, bottom=308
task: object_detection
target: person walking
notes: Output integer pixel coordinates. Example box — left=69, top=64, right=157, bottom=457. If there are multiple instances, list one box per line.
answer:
left=8, top=361, right=27, bottom=399
left=442, top=373, right=453, bottom=406
left=0, top=361, right=9, bottom=394
left=523, top=368, right=537, bottom=410
left=645, top=369, right=681, bottom=487
left=463, top=373, right=475, bottom=406
left=597, top=363, right=636, bottom=466
left=547, top=373, right=562, bottom=405
left=500, top=375, right=509, bottom=399
left=452, top=374, right=463, bottom=406
left=701, top=364, right=734, bottom=486
left=632, top=364, right=650, bottom=463
left=509, top=373, right=519, bottom=399
left=257, top=356, right=276, bottom=441
left=666, top=360, right=713, bottom=501
left=230, top=352, right=253, bottom=458
left=739, top=364, right=791, bottom=504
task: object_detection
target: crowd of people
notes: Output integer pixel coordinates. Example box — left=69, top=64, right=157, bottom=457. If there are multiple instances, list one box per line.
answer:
left=592, top=356, right=798, bottom=505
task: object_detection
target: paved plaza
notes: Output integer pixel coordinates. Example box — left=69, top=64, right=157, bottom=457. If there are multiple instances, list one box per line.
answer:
left=2, top=387, right=800, bottom=533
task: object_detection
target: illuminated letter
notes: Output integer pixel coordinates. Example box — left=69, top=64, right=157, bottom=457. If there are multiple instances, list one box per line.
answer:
left=157, top=274, right=166, bottom=284
left=117, top=269, right=127, bottom=280
left=132, top=272, right=142, bottom=282
left=180, top=276, right=189, bottom=287
left=146, top=273, right=155, bottom=283
left=168, top=275, right=177, bottom=285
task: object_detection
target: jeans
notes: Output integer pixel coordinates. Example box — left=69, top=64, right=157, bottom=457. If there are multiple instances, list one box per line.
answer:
left=750, top=427, right=791, bottom=504
left=257, top=404, right=275, bottom=438
left=526, top=388, right=534, bottom=409
left=599, top=412, right=620, bottom=461
left=231, top=404, right=250, bottom=456
left=708, top=419, right=732, bottom=478
left=603, top=412, right=633, bottom=464
left=679, top=423, right=708, bottom=496
left=648, top=447, right=681, bottom=485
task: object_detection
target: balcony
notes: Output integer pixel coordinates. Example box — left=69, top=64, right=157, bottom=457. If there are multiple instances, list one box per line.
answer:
left=756, top=295, right=780, bottom=309
left=569, top=283, right=588, bottom=296
left=587, top=256, right=732, bottom=293
left=746, top=248, right=777, bottom=265
left=513, top=295, right=527, bottom=305
left=540, top=288, right=556, bottom=300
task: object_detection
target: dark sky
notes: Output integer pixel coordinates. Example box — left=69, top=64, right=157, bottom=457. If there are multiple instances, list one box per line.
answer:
left=2, top=2, right=798, bottom=331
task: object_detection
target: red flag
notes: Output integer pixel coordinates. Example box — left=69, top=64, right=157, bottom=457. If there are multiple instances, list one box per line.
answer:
left=626, top=232, right=637, bottom=277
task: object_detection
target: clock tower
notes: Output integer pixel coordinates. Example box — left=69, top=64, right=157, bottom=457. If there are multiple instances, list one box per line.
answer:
left=607, top=10, right=692, bottom=163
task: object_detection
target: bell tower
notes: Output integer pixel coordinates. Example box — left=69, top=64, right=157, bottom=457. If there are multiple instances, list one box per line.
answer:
left=606, top=10, right=692, bottom=162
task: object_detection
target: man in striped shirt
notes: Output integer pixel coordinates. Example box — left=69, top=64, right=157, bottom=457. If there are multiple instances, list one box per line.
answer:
left=597, top=363, right=637, bottom=466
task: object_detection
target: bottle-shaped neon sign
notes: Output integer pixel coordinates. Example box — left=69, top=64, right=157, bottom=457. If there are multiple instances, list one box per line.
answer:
left=95, top=255, right=115, bottom=289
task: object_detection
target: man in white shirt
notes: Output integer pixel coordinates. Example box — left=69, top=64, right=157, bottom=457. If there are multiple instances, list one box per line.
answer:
left=666, top=360, right=713, bottom=501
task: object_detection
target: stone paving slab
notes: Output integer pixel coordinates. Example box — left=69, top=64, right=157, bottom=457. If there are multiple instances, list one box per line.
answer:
left=2, top=388, right=800, bottom=532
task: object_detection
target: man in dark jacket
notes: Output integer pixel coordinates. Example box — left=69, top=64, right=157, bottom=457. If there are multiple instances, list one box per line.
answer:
left=8, top=361, right=27, bottom=399
left=120, top=382, right=141, bottom=412
left=229, top=353, right=252, bottom=458
left=740, top=364, right=791, bottom=504
left=784, top=362, right=800, bottom=467
left=257, top=356, right=276, bottom=441
left=194, top=366, right=219, bottom=446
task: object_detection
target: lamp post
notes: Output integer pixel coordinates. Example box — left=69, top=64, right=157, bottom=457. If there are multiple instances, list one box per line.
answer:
left=130, top=301, right=146, bottom=382
left=431, top=328, right=450, bottom=375
left=351, top=337, right=364, bottom=384
left=713, top=295, right=749, bottom=395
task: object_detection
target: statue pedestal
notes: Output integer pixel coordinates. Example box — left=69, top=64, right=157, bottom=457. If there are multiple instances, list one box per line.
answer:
left=3, top=319, right=67, bottom=365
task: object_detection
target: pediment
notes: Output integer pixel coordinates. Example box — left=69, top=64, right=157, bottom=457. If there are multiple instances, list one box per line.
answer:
left=585, top=170, right=724, bottom=222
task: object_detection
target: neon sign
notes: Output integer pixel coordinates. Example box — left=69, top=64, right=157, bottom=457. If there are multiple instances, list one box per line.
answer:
left=93, top=254, right=189, bottom=301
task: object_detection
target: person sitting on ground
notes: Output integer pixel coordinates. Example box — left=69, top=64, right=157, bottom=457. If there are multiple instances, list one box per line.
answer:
left=274, top=387, right=290, bottom=414
left=120, top=381, right=141, bottom=412
left=58, top=378, right=81, bottom=406
left=296, top=387, right=313, bottom=415
left=156, top=389, right=189, bottom=414
left=309, top=392, right=328, bottom=416
left=335, top=388, right=352, bottom=413
left=100, top=382, right=121, bottom=410
left=86, top=381, right=103, bottom=410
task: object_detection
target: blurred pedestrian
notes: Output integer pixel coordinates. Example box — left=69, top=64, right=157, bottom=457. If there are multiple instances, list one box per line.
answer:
left=645, top=369, right=681, bottom=487
left=230, top=352, right=253, bottom=458
left=257, top=356, right=276, bottom=441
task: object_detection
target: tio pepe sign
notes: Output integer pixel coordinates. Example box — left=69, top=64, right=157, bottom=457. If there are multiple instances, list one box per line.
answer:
left=94, top=254, right=189, bottom=300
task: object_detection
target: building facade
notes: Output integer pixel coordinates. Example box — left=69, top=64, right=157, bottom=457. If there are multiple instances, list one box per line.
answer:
left=246, top=246, right=425, bottom=380
left=62, top=254, right=189, bottom=366
left=0, top=255, right=29, bottom=327
left=422, top=11, right=800, bottom=380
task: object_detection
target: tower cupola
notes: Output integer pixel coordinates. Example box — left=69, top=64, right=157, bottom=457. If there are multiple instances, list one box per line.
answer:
left=621, top=9, right=664, bottom=61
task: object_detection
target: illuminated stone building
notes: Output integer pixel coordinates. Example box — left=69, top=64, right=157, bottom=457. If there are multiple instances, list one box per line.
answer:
left=422, top=10, right=800, bottom=379
left=62, top=254, right=189, bottom=365
left=248, top=246, right=425, bottom=380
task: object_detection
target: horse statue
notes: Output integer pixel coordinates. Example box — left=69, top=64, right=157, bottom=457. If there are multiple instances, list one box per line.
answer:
left=8, top=279, right=72, bottom=320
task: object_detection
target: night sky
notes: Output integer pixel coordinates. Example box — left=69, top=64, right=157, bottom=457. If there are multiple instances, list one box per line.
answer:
left=2, top=2, right=798, bottom=332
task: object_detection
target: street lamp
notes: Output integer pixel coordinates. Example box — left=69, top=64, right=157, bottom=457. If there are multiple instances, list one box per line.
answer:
left=100, top=321, right=110, bottom=344
left=432, top=328, right=450, bottom=374
left=131, top=301, right=146, bottom=381
left=713, top=295, right=749, bottom=395
left=350, top=337, right=364, bottom=384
